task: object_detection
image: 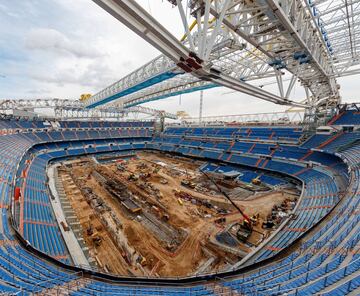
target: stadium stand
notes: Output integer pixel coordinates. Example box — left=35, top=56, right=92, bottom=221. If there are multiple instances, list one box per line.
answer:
left=329, top=108, right=360, bottom=125
left=301, top=134, right=334, bottom=149
left=201, top=163, right=286, bottom=186
left=165, top=126, right=303, bottom=143
left=0, top=117, right=359, bottom=295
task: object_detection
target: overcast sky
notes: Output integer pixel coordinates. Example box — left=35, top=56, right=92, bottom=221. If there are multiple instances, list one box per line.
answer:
left=0, top=0, right=358, bottom=117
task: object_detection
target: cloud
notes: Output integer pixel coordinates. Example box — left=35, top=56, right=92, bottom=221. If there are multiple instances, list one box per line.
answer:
left=0, top=3, right=20, bottom=18
left=28, top=58, right=116, bottom=90
left=2, top=0, right=358, bottom=114
left=25, top=28, right=103, bottom=58
left=26, top=88, right=51, bottom=95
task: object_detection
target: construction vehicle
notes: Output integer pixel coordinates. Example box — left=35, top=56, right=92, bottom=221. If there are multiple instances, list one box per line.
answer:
left=116, top=164, right=125, bottom=171
left=181, top=179, right=196, bottom=189
left=140, top=257, right=147, bottom=266
left=228, top=220, right=253, bottom=242
left=262, top=220, right=275, bottom=229
left=139, top=172, right=151, bottom=180
left=235, top=220, right=253, bottom=242
left=250, top=213, right=260, bottom=226
left=215, top=217, right=226, bottom=224
left=201, top=170, right=254, bottom=242
left=86, top=223, right=94, bottom=236
left=92, top=235, right=102, bottom=247
left=252, top=177, right=261, bottom=185
left=137, top=162, right=148, bottom=170
left=162, top=213, right=170, bottom=221
left=128, top=174, right=138, bottom=181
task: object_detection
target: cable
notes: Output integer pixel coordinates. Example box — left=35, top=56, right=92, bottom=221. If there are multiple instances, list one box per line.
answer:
left=200, top=169, right=251, bottom=223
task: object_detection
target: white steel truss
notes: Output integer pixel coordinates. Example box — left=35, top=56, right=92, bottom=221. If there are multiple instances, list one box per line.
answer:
left=309, top=0, right=360, bottom=76
left=54, top=106, right=177, bottom=120
left=87, top=0, right=307, bottom=109
left=0, top=98, right=80, bottom=110
left=179, top=111, right=304, bottom=125
left=0, top=99, right=177, bottom=120
left=86, top=0, right=355, bottom=115
left=86, top=54, right=178, bottom=108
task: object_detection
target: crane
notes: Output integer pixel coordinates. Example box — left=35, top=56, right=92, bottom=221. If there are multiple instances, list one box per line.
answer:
left=200, top=169, right=251, bottom=223
left=200, top=169, right=254, bottom=241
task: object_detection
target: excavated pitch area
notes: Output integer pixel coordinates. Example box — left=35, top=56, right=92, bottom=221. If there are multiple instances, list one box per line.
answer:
left=58, top=151, right=298, bottom=277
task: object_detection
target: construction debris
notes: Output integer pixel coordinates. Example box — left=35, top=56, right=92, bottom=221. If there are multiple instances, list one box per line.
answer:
left=57, top=151, right=299, bottom=277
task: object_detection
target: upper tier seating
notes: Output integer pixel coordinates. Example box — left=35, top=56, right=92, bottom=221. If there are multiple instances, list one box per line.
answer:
left=304, top=131, right=360, bottom=153
left=165, top=126, right=303, bottom=143
left=201, top=163, right=286, bottom=186
left=329, top=110, right=360, bottom=125
left=153, top=134, right=347, bottom=173
left=0, top=119, right=46, bottom=130
left=0, top=119, right=154, bottom=130
left=301, top=134, right=333, bottom=148
left=321, top=132, right=360, bottom=152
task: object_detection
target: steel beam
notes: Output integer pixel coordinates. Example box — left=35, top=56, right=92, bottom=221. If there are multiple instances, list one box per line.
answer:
left=0, top=98, right=178, bottom=119
left=91, top=0, right=306, bottom=107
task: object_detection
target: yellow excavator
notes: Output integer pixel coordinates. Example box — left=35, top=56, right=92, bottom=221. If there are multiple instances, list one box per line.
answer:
left=252, top=175, right=262, bottom=185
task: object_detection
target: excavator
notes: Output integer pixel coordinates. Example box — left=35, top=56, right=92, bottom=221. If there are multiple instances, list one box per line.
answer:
left=251, top=176, right=261, bottom=185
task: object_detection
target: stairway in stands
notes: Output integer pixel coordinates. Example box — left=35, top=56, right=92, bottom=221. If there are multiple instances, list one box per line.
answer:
left=36, top=277, right=90, bottom=296
left=317, top=131, right=344, bottom=149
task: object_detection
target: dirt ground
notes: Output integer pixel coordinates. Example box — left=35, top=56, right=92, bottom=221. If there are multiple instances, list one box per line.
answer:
left=59, top=171, right=141, bottom=275
left=58, top=151, right=298, bottom=277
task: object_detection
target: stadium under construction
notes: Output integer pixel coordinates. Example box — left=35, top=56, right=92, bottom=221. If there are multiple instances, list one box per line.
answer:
left=0, top=0, right=360, bottom=295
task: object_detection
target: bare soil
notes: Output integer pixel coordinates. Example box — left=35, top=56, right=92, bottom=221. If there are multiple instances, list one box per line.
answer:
left=58, top=151, right=298, bottom=276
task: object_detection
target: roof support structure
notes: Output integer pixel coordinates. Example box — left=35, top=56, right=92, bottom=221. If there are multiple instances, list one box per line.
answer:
left=0, top=99, right=177, bottom=120
left=90, top=0, right=307, bottom=108
left=86, top=0, right=346, bottom=119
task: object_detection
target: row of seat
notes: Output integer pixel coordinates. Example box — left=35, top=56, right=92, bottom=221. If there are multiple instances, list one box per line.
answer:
left=0, top=121, right=356, bottom=295
left=219, top=141, right=360, bottom=295
left=165, top=126, right=303, bottom=143
left=201, top=162, right=286, bottom=186
left=0, top=119, right=154, bottom=130
left=147, top=136, right=343, bottom=262
left=17, top=138, right=151, bottom=263
left=154, top=136, right=346, bottom=173
left=330, top=110, right=360, bottom=125
left=155, top=135, right=344, bottom=167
